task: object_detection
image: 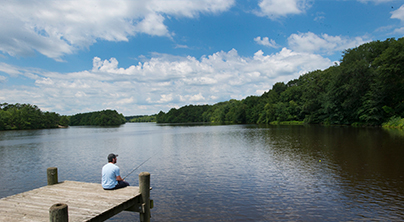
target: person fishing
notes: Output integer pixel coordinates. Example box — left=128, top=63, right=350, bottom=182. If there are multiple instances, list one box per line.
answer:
left=102, top=153, right=129, bottom=190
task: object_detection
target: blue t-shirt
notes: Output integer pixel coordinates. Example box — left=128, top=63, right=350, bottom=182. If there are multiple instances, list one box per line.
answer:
left=102, top=163, right=120, bottom=189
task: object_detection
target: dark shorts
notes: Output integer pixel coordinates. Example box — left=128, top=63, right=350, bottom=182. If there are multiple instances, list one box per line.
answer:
left=104, top=181, right=130, bottom=190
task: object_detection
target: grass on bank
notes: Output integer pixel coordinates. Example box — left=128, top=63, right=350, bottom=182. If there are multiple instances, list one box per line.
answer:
left=382, top=116, right=404, bottom=129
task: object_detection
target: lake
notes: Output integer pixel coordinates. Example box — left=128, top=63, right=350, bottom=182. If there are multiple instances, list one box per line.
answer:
left=1, top=123, right=404, bottom=221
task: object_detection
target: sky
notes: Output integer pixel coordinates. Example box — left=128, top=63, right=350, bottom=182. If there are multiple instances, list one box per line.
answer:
left=1, top=0, right=404, bottom=116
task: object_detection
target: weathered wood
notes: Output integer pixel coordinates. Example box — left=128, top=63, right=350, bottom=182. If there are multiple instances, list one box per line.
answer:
left=0, top=181, right=142, bottom=222
left=139, top=172, right=151, bottom=222
left=49, top=203, right=68, bottom=222
left=47, top=167, right=58, bottom=185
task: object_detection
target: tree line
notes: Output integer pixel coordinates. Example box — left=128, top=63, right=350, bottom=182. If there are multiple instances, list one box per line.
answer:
left=127, top=115, right=157, bottom=122
left=0, top=103, right=126, bottom=130
left=69, top=110, right=126, bottom=126
left=0, top=103, right=68, bottom=130
left=157, top=37, right=404, bottom=127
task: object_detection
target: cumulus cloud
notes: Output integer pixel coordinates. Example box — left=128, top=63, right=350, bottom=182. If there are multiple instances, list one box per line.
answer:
left=0, top=48, right=334, bottom=115
left=255, top=0, right=312, bottom=20
left=388, top=4, right=404, bottom=34
left=287, top=32, right=371, bottom=54
left=254, top=36, right=279, bottom=48
left=392, top=27, right=404, bottom=34
left=0, top=0, right=234, bottom=61
left=391, top=5, right=404, bottom=21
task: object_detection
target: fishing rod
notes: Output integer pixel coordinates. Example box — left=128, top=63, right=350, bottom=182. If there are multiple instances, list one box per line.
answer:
left=123, top=156, right=153, bottom=180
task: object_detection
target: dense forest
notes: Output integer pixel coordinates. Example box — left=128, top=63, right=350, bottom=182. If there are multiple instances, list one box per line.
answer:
left=0, top=103, right=126, bottom=130
left=157, top=37, right=404, bottom=127
left=0, top=103, right=68, bottom=130
left=69, top=110, right=126, bottom=126
left=127, top=115, right=157, bottom=122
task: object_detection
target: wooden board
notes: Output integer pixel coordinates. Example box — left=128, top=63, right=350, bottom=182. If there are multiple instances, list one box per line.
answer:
left=0, top=181, right=141, bottom=222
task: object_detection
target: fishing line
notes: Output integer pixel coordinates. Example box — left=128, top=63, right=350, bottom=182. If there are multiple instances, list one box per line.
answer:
left=123, top=155, right=153, bottom=180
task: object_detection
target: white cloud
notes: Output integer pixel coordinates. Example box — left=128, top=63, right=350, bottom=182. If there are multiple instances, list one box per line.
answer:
left=375, top=25, right=394, bottom=33
left=0, top=63, right=23, bottom=76
left=393, top=27, right=404, bottom=34
left=391, top=5, right=404, bottom=22
left=35, top=77, right=54, bottom=85
left=175, top=44, right=190, bottom=49
left=155, top=94, right=174, bottom=103
left=116, top=97, right=134, bottom=105
left=287, top=32, right=371, bottom=54
left=255, top=0, right=312, bottom=20
left=372, top=4, right=404, bottom=35
left=75, top=91, right=87, bottom=98
left=0, top=0, right=234, bottom=61
left=0, top=48, right=334, bottom=115
left=254, top=36, right=279, bottom=48
left=181, top=93, right=206, bottom=102
left=134, top=13, right=169, bottom=36
left=387, top=4, right=404, bottom=34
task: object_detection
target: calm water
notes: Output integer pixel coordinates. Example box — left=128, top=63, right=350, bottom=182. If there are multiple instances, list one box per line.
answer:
left=1, top=123, right=404, bottom=221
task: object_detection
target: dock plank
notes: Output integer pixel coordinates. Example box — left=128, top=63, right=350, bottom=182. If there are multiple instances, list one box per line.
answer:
left=0, top=181, right=141, bottom=222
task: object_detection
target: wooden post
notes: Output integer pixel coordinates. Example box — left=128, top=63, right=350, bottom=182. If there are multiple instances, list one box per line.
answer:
left=139, top=172, right=151, bottom=222
left=49, top=203, right=68, bottom=222
left=47, top=167, right=58, bottom=185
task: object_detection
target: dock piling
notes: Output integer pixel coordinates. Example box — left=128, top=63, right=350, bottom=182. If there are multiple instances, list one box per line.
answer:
left=139, top=172, right=151, bottom=222
left=47, top=167, right=58, bottom=185
left=49, top=203, right=68, bottom=222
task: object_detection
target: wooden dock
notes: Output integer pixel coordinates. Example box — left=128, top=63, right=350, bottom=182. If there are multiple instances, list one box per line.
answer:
left=0, top=168, right=151, bottom=222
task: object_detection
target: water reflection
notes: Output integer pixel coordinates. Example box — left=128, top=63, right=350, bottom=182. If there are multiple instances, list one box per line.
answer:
left=383, top=127, right=404, bottom=137
left=253, top=125, right=404, bottom=221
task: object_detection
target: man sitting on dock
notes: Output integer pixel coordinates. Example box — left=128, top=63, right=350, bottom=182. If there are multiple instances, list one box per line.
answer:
left=102, top=153, right=130, bottom=190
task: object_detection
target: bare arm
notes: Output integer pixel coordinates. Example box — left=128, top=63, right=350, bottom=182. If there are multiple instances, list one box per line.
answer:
left=116, top=175, right=124, bottom=181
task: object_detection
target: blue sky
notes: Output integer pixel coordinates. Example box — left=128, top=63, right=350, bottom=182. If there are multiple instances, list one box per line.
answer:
left=1, top=0, right=404, bottom=116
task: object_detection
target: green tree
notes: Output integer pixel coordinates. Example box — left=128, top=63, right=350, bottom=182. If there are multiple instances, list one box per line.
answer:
left=69, top=110, right=125, bottom=126
left=360, top=38, right=404, bottom=124
left=0, top=103, right=62, bottom=130
left=59, top=116, right=70, bottom=126
left=242, top=96, right=262, bottom=123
